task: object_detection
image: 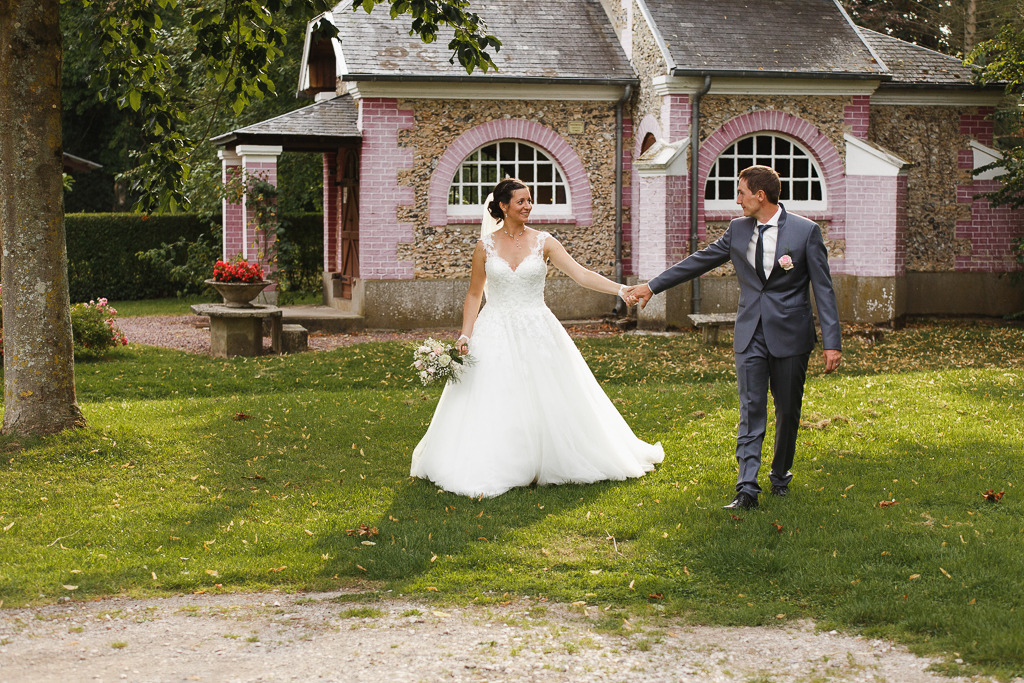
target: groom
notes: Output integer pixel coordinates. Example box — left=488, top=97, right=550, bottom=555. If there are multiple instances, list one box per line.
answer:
left=629, top=165, right=841, bottom=510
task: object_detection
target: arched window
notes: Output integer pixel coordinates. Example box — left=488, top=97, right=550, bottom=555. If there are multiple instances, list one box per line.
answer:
left=447, top=140, right=570, bottom=218
left=705, top=133, right=826, bottom=212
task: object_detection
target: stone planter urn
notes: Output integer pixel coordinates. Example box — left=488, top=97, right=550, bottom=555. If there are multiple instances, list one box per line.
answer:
left=205, top=279, right=272, bottom=308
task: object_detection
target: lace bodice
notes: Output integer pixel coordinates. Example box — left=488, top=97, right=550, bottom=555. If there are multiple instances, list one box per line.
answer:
left=481, top=232, right=549, bottom=311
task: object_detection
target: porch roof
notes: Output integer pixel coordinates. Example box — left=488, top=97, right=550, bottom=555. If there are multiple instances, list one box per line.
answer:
left=211, top=94, right=360, bottom=151
left=857, top=28, right=1000, bottom=90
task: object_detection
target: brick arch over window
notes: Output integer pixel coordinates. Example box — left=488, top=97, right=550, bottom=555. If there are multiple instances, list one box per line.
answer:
left=632, top=114, right=662, bottom=159
left=697, top=110, right=846, bottom=242
left=429, top=119, right=592, bottom=226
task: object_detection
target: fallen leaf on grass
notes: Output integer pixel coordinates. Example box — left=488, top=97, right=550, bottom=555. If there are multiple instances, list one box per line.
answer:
left=426, top=586, right=438, bottom=591
left=206, top=570, right=218, bottom=577
left=776, top=613, right=786, bottom=619
left=940, top=567, right=952, bottom=579
left=730, top=514, right=744, bottom=522
left=362, top=541, right=376, bottom=546
left=2, top=522, right=13, bottom=532
left=878, top=501, right=899, bottom=508
left=345, top=523, right=379, bottom=538
left=909, top=574, right=921, bottom=580
left=982, top=489, right=1005, bottom=502
left=151, top=572, right=158, bottom=580
left=63, top=585, right=78, bottom=591
left=355, top=565, right=367, bottom=572
left=649, top=593, right=664, bottom=600
left=268, top=566, right=288, bottom=573
left=772, top=522, right=784, bottom=533
left=70, top=569, right=81, bottom=574
left=628, top=580, right=635, bottom=590
left=232, top=413, right=252, bottom=421
left=304, top=529, right=313, bottom=536
left=432, top=611, right=450, bottom=617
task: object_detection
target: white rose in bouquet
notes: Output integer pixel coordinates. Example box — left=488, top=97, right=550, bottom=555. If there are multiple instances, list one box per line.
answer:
left=438, top=354, right=452, bottom=367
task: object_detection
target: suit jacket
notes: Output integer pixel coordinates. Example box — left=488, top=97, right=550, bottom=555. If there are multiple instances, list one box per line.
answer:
left=648, top=204, right=842, bottom=357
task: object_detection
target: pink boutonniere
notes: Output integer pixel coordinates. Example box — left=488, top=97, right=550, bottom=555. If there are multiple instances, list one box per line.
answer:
left=778, top=255, right=794, bottom=272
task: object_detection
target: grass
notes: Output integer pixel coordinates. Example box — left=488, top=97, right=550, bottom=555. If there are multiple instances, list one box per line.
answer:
left=0, top=319, right=1022, bottom=675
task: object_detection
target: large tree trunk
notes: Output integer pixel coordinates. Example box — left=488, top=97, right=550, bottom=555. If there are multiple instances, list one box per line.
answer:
left=965, top=0, right=978, bottom=53
left=0, top=0, right=86, bottom=435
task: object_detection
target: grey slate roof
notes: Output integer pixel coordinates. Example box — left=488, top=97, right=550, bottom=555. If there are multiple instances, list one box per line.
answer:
left=856, top=27, right=981, bottom=87
left=211, top=94, right=360, bottom=148
left=332, top=0, right=635, bottom=81
left=643, top=0, right=886, bottom=76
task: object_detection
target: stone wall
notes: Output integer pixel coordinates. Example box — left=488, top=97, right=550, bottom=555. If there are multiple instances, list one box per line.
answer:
left=394, top=99, right=620, bottom=278
left=868, top=105, right=973, bottom=272
left=629, top=0, right=667, bottom=128
left=699, top=95, right=851, bottom=162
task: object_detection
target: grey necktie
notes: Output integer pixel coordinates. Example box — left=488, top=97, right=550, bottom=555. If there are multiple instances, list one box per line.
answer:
left=755, top=224, right=768, bottom=286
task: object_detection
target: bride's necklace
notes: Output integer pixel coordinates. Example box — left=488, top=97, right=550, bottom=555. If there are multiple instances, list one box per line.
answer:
left=501, top=225, right=526, bottom=249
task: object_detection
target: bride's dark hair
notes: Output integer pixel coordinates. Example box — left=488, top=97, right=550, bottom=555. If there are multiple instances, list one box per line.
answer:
left=487, top=178, right=528, bottom=222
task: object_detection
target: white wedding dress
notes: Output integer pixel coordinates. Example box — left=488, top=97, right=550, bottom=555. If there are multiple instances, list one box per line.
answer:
left=410, top=231, right=664, bottom=498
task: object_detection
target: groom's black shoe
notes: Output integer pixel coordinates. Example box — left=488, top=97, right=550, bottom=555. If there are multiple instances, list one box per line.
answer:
left=723, top=492, right=758, bottom=510
left=770, top=484, right=789, bottom=497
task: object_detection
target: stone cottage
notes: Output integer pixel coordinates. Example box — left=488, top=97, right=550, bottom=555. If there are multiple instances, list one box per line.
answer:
left=212, top=0, right=1023, bottom=328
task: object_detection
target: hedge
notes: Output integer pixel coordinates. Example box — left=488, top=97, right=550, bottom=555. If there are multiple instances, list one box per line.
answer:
left=65, top=213, right=324, bottom=302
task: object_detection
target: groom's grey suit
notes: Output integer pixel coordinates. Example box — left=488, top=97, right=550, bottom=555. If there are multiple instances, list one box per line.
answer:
left=647, top=203, right=841, bottom=497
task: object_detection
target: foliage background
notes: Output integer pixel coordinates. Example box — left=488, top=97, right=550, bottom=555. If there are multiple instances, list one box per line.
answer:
left=65, top=213, right=323, bottom=301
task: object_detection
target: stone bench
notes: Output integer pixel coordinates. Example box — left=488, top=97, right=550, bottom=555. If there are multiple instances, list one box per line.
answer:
left=687, top=312, right=737, bottom=345
left=191, top=303, right=282, bottom=358
left=281, top=324, right=309, bottom=354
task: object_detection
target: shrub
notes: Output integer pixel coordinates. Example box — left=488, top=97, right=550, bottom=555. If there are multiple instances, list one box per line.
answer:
left=70, top=298, right=127, bottom=358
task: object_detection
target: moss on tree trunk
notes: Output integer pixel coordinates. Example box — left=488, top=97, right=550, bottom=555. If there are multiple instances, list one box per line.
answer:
left=0, top=0, right=86, bottom=434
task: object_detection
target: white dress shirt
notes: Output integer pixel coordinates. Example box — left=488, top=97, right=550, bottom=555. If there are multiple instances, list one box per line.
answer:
left=746, top=206, right=782, bottom=282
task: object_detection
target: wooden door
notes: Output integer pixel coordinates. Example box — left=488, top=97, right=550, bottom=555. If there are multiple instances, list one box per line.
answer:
left=336, top=147, right=359, bottom=299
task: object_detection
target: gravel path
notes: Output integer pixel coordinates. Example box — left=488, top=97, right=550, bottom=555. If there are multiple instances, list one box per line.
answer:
left=0, top=591, right=982, bottom=683
left=117, top=316, right=624, bottom=356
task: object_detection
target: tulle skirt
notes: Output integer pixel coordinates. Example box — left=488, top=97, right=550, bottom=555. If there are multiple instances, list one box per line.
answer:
left=410, top=303, right=664, bottom=498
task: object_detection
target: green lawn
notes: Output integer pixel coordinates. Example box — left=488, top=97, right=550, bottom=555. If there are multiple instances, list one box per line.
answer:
left=1, top=320, right=1022, bottom=676
left=108, top=291, right=322, bottom=318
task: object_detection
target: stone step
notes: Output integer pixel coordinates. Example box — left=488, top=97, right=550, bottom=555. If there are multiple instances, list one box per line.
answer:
left=281, top=324, right=309, bottom=354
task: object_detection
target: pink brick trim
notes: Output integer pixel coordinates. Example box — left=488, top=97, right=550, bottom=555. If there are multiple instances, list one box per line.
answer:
left=955, top=178, right=1024, bottom=273
left=960, top=107, right=994, bottom=147
left=630, top=115, right=663, bottom=275
left=844, top=95, right=870, bottom=139
left=697, top=111, right=846, bottom=245
left=428, top=119, right=593, bottom=227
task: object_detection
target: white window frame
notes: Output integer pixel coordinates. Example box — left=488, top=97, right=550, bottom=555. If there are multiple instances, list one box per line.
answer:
left=446, top=139, right=572, bottom=219
left=705, top=133, right=827, bottom=213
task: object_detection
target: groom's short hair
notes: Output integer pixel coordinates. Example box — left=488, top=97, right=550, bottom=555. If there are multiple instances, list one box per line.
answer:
left=739, top=165, right=781, bottom=204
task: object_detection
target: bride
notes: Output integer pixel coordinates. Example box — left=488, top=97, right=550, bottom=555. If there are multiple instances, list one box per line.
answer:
left=410, top=178, right=664, bottom=498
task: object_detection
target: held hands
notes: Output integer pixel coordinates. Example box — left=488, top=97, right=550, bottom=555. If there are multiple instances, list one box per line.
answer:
left=456, top=334, right=470, bottom=355
left=620, top=283, right=654, bottom=309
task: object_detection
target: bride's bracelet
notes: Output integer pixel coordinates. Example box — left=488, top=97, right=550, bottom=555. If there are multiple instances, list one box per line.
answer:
left=618, top=285, right=629, bottom=300
left=457, top=334, right=470, bottom=344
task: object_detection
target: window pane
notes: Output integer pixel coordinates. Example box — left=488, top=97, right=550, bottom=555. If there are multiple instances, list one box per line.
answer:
left=779, top=182, right=790, bottom=201
left=793, top=146, right=806, bottom=156
left=518, top=143, right=534, bottom=160
left=468, top=150, right=479, bottom=162
left=738, top=157, right=754, bottom=172
left=499, top=142, right=516, bottom=160
left=811, top=166, right=820, bottom=178
left=719, top=157, right=734, bottom=177
left=793, top=158, right=809, bottom=177
left=723, top=143, right=737, bottom=156
left=756, top=135, right=773, bottom=155
left=449, top=186, right=458, bottom=204
left=463, top=186, right=479, bottom=204
left=705, top=179, right=716, bottom=200
left=462, top=165, right=478, bottom=183
left=452, top=171, right=460, bottom=184
left=555, top=185, right=566, bottom=204
left=482, top=164, right=497, bottom=184
left=481, top=145, right=497, bottom=162
left=811, top=182, right=822, bottom=201
left=774, top=138, right=790, bottom=155
left=519, top=165, right=534, bottom=182
left=555, top=170, right=563, bottom=183
left=500, top=163, right=516, bottom=180
left=537, top=185, right=553, bottom=204
left=775, top=158, right=790, bottom=178
left=719, top=180, right=733, bottom=199
left=737, top=138, right=754, bottom=155
left=793, top=181, right=809, bottom=201
left=537, top=164, right=553, bottom=182
left=756, top=157, right=772, bottom=167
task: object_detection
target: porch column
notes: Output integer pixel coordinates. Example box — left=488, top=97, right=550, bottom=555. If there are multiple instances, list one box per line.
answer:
left=237, top=145, right=283, bottom=303
left=218, top=150, right=243, bottom=262
left=843, top=133, right=909, bottom=323
left=634, top=138, right=691, bottom=329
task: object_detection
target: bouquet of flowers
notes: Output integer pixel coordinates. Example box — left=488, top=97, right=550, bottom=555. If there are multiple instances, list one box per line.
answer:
left=411, top=338, right=472, bottom=386
left=212, top=259, right=265, bottom=283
